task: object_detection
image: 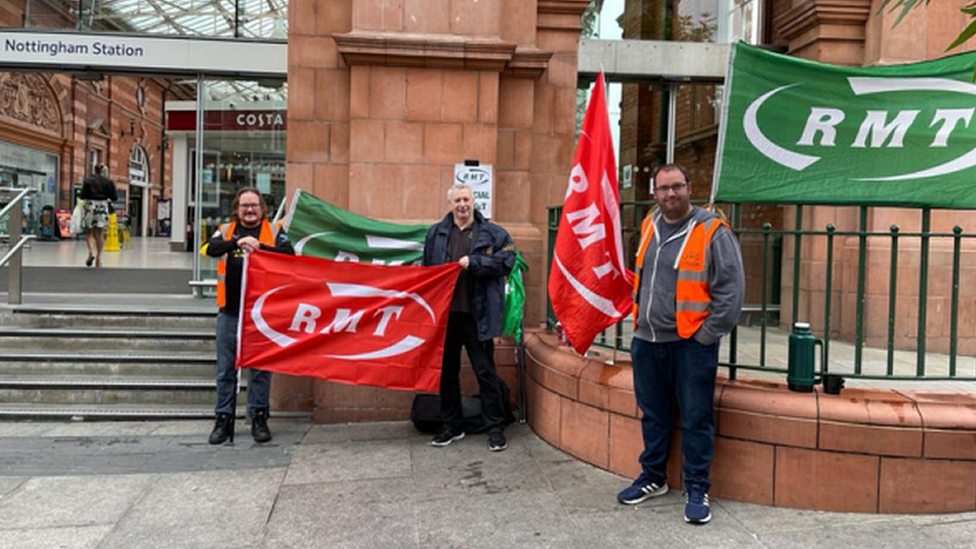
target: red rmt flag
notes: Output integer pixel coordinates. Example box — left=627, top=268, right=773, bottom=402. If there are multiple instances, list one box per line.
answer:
left=548, top=74, right=634, bottom=354
left=237, top=251, right=460, bottom=392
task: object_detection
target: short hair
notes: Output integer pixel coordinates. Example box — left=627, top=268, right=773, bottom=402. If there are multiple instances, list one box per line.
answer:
left=230, top=187, right=268, bottom=222
left=447, top=183, right=472, bottom=201
left=95, top=164, right=107, bottom=177
left=651, top=163, right=691, bottom=189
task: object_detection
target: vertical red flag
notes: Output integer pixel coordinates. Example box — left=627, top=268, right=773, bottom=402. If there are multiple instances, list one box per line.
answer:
left=548, top=74, right=634, bottom=354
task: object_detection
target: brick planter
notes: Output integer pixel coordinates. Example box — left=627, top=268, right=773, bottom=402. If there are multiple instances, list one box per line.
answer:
left=524, top=329, right=976, bottom=513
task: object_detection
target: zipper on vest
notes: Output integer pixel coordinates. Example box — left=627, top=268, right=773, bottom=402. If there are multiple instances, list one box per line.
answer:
left=644, top=216, right=694, bottom=341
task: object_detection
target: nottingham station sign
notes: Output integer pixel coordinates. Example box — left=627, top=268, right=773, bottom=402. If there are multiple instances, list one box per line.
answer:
left=0, top=30, right=286, bottom=78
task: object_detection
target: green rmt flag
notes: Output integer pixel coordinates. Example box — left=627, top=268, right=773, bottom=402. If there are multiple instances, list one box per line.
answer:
left=284, top=190, right=527, bottom=335
left=713, top=42, right=976, bottom=209
left=284, top=190, right=427, bottom=265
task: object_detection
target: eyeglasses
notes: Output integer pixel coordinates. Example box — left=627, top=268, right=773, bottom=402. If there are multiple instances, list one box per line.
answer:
left=238, top=203, right=262, bottom=210
left=655, top=182, right=687, bottom=194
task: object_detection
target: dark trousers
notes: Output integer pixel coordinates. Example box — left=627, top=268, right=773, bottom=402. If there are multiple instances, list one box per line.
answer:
left=440, top=312, right=505, bottom=433
left=630, top=336, right=719, bottom=491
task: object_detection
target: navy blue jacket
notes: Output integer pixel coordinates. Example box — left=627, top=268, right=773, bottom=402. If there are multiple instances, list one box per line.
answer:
left=423, top=210, right=516, bottom=341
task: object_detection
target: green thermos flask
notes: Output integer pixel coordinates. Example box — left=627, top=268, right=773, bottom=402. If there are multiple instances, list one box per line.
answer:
left=787, top=322, right=823, bottom=393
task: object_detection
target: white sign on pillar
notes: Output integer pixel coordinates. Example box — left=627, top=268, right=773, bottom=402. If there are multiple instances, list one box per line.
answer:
left=453, top=164, right=493, bottom=219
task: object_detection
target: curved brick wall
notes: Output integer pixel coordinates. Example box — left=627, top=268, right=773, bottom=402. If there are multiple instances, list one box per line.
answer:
left=524, top=329, right=976, bottom=514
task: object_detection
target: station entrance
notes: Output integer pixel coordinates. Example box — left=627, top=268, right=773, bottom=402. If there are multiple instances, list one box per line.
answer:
left=0, top=30, right=286, bottom=287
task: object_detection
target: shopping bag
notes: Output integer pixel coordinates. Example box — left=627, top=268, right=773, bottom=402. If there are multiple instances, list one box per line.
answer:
left=69, top=201, right=85, bottom=235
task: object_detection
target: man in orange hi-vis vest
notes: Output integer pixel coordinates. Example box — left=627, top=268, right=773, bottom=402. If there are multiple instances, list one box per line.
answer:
left=205, top=187, right=293, bottom=445
left=617, top=164, right=744, bottom=525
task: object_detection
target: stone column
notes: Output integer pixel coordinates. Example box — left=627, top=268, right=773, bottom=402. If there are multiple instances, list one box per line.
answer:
left=285, top=0, right=587, bottom=421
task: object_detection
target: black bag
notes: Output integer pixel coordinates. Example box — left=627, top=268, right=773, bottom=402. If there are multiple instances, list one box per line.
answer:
left=410, top=380, right=516, bottom=434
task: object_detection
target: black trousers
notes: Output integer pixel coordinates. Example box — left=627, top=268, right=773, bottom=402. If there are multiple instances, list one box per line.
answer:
left=440, top=312, right=505, bottom=433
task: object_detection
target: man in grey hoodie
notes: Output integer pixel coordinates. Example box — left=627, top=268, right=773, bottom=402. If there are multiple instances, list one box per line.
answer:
left=617, top=163, right=744, bottom=525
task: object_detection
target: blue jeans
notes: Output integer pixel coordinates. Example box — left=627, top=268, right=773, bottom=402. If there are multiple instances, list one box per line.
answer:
left=215, top=311, right=272, bottom=415
left=630, top=336, right=719, bottom=491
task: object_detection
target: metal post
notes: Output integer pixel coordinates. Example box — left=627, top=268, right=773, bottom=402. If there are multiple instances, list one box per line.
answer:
left=854, top=206, right=867, bottom=374
left=917, top=208, right=931, bottom=376
left=666, top=82, right=678, bottom=163
left=8, top=200, right=23, bottom=305
left=193, top=77, right=205, bottom=290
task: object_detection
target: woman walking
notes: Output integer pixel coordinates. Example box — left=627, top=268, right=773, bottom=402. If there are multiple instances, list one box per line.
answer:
left=80, top=164, right=118, bottom=268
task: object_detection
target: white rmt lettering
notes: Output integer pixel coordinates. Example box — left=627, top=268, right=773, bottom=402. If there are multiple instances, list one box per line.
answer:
left=320, top=308, right=365, bottom=334
left=566, top=164, right=589, bottom=198
left=852, top=110, right=921, bottom=148
left=591, top=254, right=622, bottom=280
left=565, top=203, right=606, bottom=250
left=797, top=108, right=845, bottom=146
left=372, top=306, right=404, bottom=336
left=334, top=251, right=360, bottom=262
left=929, top=108, right=974, bottom=147
left=289, top=304, right=322, bottom=333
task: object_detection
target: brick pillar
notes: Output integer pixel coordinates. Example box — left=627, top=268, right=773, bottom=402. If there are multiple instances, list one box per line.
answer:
left=286, top=0, right=587, bottom=421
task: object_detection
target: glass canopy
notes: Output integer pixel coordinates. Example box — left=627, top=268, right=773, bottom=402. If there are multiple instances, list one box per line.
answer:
left=28, top=0, right=288, bottom=40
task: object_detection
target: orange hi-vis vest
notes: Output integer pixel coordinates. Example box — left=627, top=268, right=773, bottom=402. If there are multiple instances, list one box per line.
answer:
left=216, top=219, right=278, bottom=308
left=632, top=213, right=729, bottom=339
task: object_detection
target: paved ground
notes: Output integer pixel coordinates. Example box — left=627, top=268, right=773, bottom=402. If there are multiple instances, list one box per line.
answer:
left=3, top=419, right=976, bottom=549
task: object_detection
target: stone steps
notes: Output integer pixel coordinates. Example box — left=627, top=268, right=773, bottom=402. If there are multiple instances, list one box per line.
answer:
left=0, top=301, right=227, bottom=419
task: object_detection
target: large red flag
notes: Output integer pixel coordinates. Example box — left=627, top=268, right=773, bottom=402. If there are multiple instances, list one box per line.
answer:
left=237, top=251, right=460, bottom=392
left=548, top=74, right=634, bottom=354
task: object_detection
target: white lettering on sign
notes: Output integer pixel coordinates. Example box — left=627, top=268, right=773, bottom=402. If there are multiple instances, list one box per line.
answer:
left=235, top=112, right=285, bottom=128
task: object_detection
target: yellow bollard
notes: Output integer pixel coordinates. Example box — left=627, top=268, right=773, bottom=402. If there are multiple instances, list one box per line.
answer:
left=104, top=213, right=121, bottom=252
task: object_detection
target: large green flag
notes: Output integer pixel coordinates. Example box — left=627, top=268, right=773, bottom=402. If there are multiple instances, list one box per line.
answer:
left=713, top=42, right=976, bottom=209
left=284, top=190, right=427, bottom=265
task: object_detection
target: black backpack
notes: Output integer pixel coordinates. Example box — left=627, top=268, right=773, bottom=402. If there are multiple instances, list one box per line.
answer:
left=410, top=380, right=516, bottom=434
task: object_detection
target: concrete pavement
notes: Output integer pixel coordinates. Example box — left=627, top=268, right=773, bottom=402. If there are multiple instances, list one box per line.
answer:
left=2, top=419, right=976, bottom=549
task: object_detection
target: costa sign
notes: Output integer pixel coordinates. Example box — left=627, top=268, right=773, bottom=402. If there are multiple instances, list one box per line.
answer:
left=166, top=110, right=287, bottom=132
left=713, top=42, right=976, bottom=209
left=237, top=251, right=459, bottom=392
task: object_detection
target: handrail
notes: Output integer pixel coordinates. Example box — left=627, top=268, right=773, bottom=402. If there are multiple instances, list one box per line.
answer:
left=0, top=187, right=31, bottom=222
left=0, top=186, right=37, bottom=305
left=0, top=235, right=35, bottom=269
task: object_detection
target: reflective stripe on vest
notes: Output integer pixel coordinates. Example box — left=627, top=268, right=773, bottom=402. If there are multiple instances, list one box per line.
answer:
left=631, top=215, right=727, bottom=339
left=216, top=219, right=277, bottom=308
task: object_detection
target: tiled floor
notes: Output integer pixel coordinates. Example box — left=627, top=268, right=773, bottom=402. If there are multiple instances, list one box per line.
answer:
left=13, top=236, right=194, bottom=270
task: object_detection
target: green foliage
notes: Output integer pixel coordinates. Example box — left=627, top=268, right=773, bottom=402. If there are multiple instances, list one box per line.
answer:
left=880, top=0, right=976, bottom=53
left=879, top=0, right=930, bottom=27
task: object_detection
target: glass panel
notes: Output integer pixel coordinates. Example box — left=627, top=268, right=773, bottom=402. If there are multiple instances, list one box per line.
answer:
left=193, top=78, right=287, bottom=285
left=24, top=0, right=288, bottom=40
left=0, top=140, right=59, bottom=239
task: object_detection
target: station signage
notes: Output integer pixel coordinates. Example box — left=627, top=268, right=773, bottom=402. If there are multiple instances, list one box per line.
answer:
left=0, top=30, right=286, bottom=78
left=167, top=110, right=287, bottom=132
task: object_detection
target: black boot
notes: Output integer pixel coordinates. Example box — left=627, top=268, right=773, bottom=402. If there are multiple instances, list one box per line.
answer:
left=252, top=409, right=272, bottom=443
left=209, top=413, right=233, bottom=445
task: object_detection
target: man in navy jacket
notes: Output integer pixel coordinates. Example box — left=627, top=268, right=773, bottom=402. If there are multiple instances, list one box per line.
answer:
left=423, top=184, right=516, bottom=451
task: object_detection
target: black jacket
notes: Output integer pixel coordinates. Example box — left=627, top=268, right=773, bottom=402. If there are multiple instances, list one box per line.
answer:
left=423, top=210, right=515, bottom=341
left=80, top=175, right=118, bottom=202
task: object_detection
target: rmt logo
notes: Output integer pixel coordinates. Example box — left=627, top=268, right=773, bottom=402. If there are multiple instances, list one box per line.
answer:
left=745, top=77, right=976, bottom=182
left=250, top=282, right=436, bottom=360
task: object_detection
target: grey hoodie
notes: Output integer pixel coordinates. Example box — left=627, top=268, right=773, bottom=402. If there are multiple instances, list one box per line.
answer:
left=633, top=206, right=745, bottom=345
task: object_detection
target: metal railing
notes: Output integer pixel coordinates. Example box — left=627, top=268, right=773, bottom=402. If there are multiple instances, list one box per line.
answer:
left=0, top=188, right=37, bottom=305
left=548, top=202, right=976, bottom=383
